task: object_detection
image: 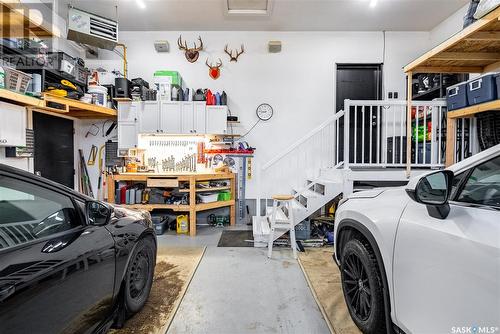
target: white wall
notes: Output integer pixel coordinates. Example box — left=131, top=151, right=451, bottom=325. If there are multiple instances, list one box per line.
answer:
left=430, top=4, right=468, bottom=47
left=84, top=30, right=431, bottom=197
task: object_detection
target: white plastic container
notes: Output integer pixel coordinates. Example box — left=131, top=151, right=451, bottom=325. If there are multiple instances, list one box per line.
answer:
left=198, top=192, right=219, bottom=203
left=88, top=85, right=108, bottom=107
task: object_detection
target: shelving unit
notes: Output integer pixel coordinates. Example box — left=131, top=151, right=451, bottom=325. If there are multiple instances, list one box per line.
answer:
left=106, top=171, right=236, bottom=236
left=404, top=6, right=500, bottom=168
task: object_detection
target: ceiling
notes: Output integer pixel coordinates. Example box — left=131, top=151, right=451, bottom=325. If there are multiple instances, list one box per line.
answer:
left=59, top=0, right=469, bottom=31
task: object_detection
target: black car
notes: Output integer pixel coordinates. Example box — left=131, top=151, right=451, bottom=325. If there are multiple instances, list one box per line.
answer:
left=0, top=164, right=157, bottom=333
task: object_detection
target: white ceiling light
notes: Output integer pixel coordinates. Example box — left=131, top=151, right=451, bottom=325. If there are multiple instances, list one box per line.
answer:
left=369, top=0, right=378, bottom=8
left=136, top=0, right=146, bottom=10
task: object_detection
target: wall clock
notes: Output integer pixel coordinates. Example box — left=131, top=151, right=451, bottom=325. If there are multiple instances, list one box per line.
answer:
left=256, top=103, right=273, bottom=121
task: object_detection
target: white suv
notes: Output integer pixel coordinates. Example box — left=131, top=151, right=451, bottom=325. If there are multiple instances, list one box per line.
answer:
left=334, top=145, right=500, bottom=334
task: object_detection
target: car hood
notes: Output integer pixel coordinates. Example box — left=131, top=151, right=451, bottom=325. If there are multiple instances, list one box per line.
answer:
left=111, top=204, right=151, bottom=221
left=348, top=188, right=388, bottom=199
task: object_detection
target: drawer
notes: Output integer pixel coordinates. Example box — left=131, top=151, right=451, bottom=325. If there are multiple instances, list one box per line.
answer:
left=146, top=178, right=179, bottom=188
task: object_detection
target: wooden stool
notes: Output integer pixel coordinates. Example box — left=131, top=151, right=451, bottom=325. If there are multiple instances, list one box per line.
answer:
left=267, top=195, right=297, bottom=259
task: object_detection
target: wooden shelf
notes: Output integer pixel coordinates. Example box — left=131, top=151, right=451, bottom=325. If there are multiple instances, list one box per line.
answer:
left=448, top=100, right=500, bottom=119
left=405, top=6, right=500, bottom=74
left=0, top=89, right=44, bottom=107
left=179, top=186, right=231, bottom=193
left=196, top=200, right=235, bottom=211
left=0, top=0, right=58, bottom=38
left=113, top=97, right=133, bottom=102
left=107, top=172, right=236, bottom=236
left=120, top=204, right=190, bottom=212
left=43, top=94, right=117, bottom=119
left=0, top=89, right=117, bottom=119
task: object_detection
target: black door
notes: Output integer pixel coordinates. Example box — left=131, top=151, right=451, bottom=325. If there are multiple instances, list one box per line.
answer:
left=336, top=64, right=382, bottom=164
left=33, top=112, right=74, bottom=188
left=0, top=172, right=115, bottom=334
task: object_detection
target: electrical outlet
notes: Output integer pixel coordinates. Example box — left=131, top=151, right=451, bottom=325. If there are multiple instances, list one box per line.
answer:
left=394, top=92, right=399, bottom=99
left=388, top=92, right=393, bottom=99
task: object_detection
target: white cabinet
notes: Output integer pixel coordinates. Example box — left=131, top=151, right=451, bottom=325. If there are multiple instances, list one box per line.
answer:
left=118, top=122, right=137, bottom=149
left=139, top=101, right=160, bottom=133
left=193, top=102, right=206, bottom=134
left=206, top=106, right=228, bottom=134
left=160, top=101, right=181, bottom=133
left=0, top=102, right=26, bottom=147
left=181, top=102, right=194, bottom=134
left=118, top=102, right=138, bottom=123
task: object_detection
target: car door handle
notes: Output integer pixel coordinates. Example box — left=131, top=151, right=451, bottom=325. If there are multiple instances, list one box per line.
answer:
left=0, top=284, right=15, bottom=302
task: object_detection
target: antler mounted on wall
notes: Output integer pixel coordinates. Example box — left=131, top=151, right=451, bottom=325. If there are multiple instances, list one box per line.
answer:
left=224, top=44, right=244, bottom=62
left=178, top=35, right=204, bottom=63
left=206, top=58, right=222, bottom=79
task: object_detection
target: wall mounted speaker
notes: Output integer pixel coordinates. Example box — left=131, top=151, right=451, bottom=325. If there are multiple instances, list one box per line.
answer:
left=268, top=41, right=281, bottom=53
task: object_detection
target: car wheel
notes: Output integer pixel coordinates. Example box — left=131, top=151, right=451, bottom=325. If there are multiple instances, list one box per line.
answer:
left=124, top=237, right=156, bottom=314
left=340, top=238, right=386, bottom=334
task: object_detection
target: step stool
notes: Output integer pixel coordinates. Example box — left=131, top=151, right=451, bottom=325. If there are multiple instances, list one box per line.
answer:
left=267, top=195, right=297, bottom=259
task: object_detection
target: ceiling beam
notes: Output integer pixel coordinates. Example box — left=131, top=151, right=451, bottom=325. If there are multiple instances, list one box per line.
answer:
left=464, top=31, right=500, bottom=41
left=434, top=52, right=500, bottom=61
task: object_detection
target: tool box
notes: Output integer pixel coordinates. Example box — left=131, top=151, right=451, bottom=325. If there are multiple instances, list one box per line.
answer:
left=467, top=73, right=497, bottom=105
left=446, top=82, right=468, bottom=111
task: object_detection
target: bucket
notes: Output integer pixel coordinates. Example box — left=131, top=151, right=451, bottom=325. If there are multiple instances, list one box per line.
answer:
left=88, top=85, right=108, bottom=106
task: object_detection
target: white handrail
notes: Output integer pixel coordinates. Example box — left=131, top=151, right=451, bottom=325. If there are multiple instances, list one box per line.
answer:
left=262, top=110, right=344, bottom=171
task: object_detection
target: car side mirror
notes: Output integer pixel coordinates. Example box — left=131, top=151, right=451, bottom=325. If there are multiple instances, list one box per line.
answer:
left=85, top=201, right=112, bottom=226
left=406, top=170, right=454, bottom=219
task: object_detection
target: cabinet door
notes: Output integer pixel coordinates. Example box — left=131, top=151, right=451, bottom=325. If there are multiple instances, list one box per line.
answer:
left=206, top=106, right=227, bottom=135
left=0, top=102, right=26, bottom=147
left=160, top=102, right=181, bottom=133
left=118, top=101, right=138, bottom=123
left=139, top=101, right=160, bottom=133
left=118, top=122, right=137, bottom=149
left=181, top=102, right=194, bottom=134
left=193, top=102, right=206, bottom=134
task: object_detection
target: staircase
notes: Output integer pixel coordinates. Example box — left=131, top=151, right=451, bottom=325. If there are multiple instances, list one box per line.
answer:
left=252, top=99, right=476, bottom=248
left=253, top=169, right=348, bottom=247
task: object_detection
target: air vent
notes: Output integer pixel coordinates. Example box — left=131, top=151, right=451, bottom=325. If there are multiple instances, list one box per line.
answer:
left=90, top=16, right=118, bottom=42
left=225, top=0, right=272, bottom=16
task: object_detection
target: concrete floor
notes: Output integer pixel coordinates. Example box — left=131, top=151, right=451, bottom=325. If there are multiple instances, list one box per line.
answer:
left=159, top=225, right=330, bottom=334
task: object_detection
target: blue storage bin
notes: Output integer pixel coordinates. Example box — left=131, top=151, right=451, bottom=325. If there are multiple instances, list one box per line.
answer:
left=466, top=74, right=497, bottom=105
left=295, top=219, right=311, bottom=240
left=446, top=83, right=468, bottom=111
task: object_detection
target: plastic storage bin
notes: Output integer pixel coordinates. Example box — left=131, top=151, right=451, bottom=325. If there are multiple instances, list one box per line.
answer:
left=198, top=192, right=218, bottom=203
left=467, top=73, right=497, bottom=105
left=152, top=216, right=169, bottom=235
left=446, top=82, right=468, bottom=110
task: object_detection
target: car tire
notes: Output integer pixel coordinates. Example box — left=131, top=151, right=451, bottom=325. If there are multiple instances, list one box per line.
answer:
left=340, top=238, right=386, bottom=334
left=124, top=236, right=156, bottom=315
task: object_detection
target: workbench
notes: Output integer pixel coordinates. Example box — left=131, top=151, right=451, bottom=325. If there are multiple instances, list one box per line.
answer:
left=404, top=6, right=500, bottom=168
left=106, top=171, right=236, bottom=236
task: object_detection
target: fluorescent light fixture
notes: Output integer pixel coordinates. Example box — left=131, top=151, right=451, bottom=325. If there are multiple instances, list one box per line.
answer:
left=369, top=0, right=378, bottom=8
left=136, top=0, right=146, bottom=9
